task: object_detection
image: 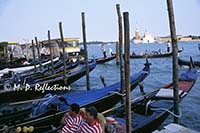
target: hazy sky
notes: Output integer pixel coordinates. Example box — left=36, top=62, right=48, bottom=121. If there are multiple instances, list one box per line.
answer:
left=0, top=0, right=199, bottom=43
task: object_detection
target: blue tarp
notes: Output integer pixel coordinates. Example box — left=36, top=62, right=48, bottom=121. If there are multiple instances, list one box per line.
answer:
left=179, top=68, right=198, bottom=81
left=32, top=68, right=149, bottom=116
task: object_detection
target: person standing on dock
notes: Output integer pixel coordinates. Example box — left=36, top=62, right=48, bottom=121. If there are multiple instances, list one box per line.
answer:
left=101, top=43, right=107, bottom=58
left=60, top=103, right=83, bottom=133
left=167, top=41, right=171, bottom=53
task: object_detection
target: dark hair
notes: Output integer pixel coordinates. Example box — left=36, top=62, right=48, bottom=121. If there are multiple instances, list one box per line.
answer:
left=86, top=106, right=98, bottom=119
left=70, top=103, right=80, bottom=114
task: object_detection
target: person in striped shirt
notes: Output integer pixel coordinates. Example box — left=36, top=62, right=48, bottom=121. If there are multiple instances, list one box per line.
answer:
left=79, top=106, right=103, bottom=133
left=60, top=103, right=83, bottom=133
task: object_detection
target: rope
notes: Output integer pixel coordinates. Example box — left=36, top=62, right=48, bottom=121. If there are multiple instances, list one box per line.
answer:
left=151, top=107, right=182, bottom=118
left=109, top=91, right=125, bottom=96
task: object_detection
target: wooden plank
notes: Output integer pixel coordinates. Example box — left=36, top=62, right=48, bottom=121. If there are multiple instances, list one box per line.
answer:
left=153, top=123, right=199, bottom=133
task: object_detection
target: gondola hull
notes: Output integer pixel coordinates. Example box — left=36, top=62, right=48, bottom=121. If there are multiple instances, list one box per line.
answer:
left=95, top=55, right=116, bottom=64
left=130, top=49, right=183, bottom=59
left=0, top=61, right=151, bottom=132
left=103, top=67, right=197, bottom=133
left=0, top=57, right=60, bottom=77
left=0, top=61, right=96, bottom=104
left=130, top=52, right=172, bottom=59
left=178, top=58, right=200, bottom=67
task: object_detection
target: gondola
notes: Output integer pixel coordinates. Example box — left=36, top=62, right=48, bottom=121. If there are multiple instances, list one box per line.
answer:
left=130, top=49, right=183, bottom=59
left=102, top=60, right=197, bottom=133
left=178, top=57, right=200, bottom=67
left=0, top=60, right=151, bottom=132
left=21, top=58, right=80, bottom=80
left=95, top=54, right=116, bottom=64
left=0, top=57, right=60, bottom=77
left=0, top=58, right=79, bottom=92
left=0, top=58, right=78, bottom=82
left=0, top=57, right=56, bottom=70
left=0, top=60, right=96, bottom=104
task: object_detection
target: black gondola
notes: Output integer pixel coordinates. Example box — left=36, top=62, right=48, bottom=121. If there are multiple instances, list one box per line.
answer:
left=102, top=62, right=197, bottom=133
left=130, top=49, right=183, bottom=59
left=0, top=60, right=151, bottom=132
left=0, top=60, right=96, bottom=104
left=95, top=54, right=116, bottom=64
left=0, top=58, right=54, bottom=70
left=0, top=57, right=77, bottom=82
left=178, top=57, right=200, bottom=67
left=0, top=57, right=60, bottom=77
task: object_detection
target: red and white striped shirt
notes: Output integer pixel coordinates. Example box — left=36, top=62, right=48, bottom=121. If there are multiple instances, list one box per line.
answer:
left=60, top=114, right=83, bottom=133
left=79, top=120, right=103, bottom=133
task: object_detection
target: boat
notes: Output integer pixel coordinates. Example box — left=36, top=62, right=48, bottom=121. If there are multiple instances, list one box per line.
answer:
left=0, top=60, right=151, bottom=132
left=0, top=57, right=77, bottom=82
left=21, top=58, right=79, bottom=80
left=0, top=57, right=57, bottom=71
left=95, top=54, right=116, bottom=64
left=130, top=49, right=183, bottom=59
left=0, top=57, right=60, bottom=77
left=178, top=57, right=200, bottom=67
left=0, top=60, right=96, bottom=104
left=102, top=60, right=197, bottom=133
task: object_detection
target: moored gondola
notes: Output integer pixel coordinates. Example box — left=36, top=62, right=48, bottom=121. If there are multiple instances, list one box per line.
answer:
left=0, top=57, right=60, bottom=77
left=0, top=60, right=151, bottom=132
left=0, top=60, right=96, bottom=104
left=178, top=57, right=200, bottom=67
left=0, top=57, right=56, bottom=70
left=102, top=60, right=198, bottom=133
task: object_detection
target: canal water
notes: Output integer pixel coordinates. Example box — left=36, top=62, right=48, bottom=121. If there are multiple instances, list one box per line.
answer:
left=71, top=41, right=200, bottom=132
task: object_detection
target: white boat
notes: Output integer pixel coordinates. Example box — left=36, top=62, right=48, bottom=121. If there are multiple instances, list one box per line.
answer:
left=0, top=57, right=59, bottom=77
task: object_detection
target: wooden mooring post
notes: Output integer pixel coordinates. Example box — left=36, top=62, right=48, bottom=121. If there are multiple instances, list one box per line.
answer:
left=35, top=37, right=42, bottom=71
left=166, top=0, right=179, bottom=124
left=31, top=40, right=37, bottom=72
left=123, top=12, right=131, bottom=133
left=48, top=30, right=54, bottom=74
left=81, top=12, right=90, bottom=91
left=59, top=22, right=67, bottom=85
left=116, top=4, right=125, bottom=104
left=116, top=42, right=120, bottom=65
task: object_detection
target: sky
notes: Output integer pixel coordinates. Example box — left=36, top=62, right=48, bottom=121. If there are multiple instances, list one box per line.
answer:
left=0, top=0, right=200, bottom=43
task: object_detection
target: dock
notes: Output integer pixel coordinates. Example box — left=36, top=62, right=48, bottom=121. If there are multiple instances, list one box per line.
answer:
left=153, top=123, right=199, bottom=133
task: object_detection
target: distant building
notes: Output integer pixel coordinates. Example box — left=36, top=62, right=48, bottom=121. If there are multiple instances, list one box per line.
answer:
left=142, top=31, right=156, bottom=43
left=179, top=36, right=192, bottom=42
left=132, top=27, right=156, bottom=44
left=135, top=27, right=140, bottom=40
left=159, top=36, right=171, bottom=43
left=158, top=35, right=192, bottom=43
left=132, top=26, right=142, bottom=44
